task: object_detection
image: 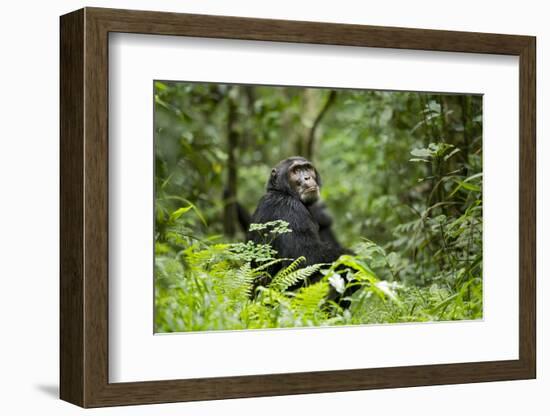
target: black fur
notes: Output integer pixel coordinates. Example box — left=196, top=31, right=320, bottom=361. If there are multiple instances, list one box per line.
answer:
left=307, top=200, right=347, bottom=252
left=248, top=157, right=347, bottom=280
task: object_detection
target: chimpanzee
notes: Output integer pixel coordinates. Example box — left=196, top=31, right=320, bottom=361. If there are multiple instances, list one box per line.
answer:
left=247, top=157, right=349, bottom=282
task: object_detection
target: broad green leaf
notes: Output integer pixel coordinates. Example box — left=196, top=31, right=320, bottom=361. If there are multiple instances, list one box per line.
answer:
left=169, top=206, right=192, bottom=222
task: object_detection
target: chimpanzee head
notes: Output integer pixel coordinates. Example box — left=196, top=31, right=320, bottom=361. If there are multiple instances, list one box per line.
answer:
left=267, top=156, right=321, bottom=205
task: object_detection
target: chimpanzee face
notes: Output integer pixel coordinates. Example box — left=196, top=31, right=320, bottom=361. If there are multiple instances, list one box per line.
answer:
left=287, top=161, right=320, bottom=205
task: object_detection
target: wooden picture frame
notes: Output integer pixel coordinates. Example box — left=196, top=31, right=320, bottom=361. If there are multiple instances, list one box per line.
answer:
left=60, top=7, right=536, bottom=408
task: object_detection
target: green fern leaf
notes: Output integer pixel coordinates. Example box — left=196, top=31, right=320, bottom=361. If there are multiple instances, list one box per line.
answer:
left=270, top=258, right=323, bottom=292
left=221, top=263, right=257, bottom=299
left=252, top=258, right=287, bottom=273
left=292, top=281, right=329, bottom=319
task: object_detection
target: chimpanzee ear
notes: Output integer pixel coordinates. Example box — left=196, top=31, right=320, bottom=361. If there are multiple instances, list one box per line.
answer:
left=267, top=167, right=278, bottom=189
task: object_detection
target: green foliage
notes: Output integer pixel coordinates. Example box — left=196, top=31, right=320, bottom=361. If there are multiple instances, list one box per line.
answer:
left=155, top=216, right=482, bottom=332
left=154, top=83, right=483, bottom=332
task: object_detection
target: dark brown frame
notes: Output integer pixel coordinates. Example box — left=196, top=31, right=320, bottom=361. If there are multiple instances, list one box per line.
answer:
left=60, top=7, right=536, bottom=408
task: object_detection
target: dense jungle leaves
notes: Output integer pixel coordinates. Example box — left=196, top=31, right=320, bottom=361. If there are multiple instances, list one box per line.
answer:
left=154, top=82, right=482, bottom=332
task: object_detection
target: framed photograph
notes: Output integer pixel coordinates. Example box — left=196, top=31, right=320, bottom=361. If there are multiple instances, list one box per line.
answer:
left=60, top=7, right=536, bottom=408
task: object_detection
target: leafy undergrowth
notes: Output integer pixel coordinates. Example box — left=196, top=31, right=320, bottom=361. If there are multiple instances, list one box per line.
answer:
left=155, top=221, right=482, bottom=333
left=153, top=85, right=485, bottom=332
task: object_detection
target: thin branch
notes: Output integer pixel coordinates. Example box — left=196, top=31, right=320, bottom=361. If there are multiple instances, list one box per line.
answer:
left=305, top=90, right=336, bottom=159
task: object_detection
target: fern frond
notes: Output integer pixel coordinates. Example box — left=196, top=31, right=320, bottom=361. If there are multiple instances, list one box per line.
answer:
left=252, top=258, right=287, bottom=273
left=186, top=243, right=229, bottom=269
left=235, top=263, right=258, bottom=298
left=221, top=263, right=257, bottom=299
left=269, top=257, right=304, bottom=290
left=257, top=287, right=292, bottom=308
left=270, top=258, right=323, bottom=292
left=292, top=281, right=329, bottom=319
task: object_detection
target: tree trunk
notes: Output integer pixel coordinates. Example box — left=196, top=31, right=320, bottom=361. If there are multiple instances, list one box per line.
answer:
left=223, top=87, right=239, bottom=237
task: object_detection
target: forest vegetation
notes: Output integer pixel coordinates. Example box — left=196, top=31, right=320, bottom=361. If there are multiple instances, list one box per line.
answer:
left=154, top=81, right=483, bottom=332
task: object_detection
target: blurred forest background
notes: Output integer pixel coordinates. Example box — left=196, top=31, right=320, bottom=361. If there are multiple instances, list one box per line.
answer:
left=154, top=81, right=483, bottom=332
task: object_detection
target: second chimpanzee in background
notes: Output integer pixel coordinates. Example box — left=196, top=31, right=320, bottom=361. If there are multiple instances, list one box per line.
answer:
left=246, top=156, right=350, bottom=283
